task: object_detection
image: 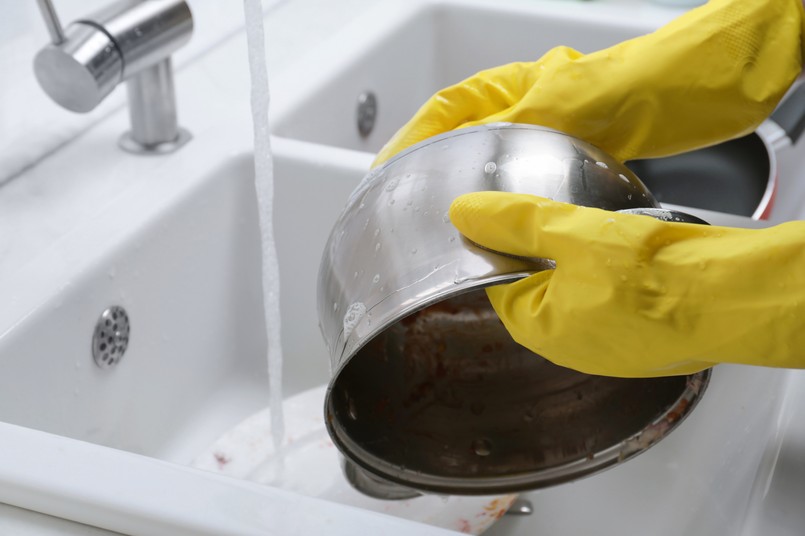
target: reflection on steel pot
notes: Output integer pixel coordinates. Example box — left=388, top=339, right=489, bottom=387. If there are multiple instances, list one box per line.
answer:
left=317, top=124, right=711, bottom=497
left=626, top=81, right=805, bottom=220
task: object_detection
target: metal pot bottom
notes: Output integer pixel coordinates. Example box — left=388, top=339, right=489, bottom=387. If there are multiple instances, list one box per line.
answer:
left=326, top=290, right=710, bottom=495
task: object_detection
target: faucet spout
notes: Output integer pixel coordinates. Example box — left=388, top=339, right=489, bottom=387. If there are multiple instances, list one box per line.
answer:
left=33, top=0, right=194, bottom=154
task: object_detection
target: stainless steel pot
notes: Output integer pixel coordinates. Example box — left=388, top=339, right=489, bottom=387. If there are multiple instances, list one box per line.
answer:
left=317, top=124, right=710, bottom=496
left=626, top=81, right=805, bottom=220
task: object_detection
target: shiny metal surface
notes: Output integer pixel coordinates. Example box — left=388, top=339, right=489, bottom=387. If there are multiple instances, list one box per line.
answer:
left=85, top=0, right=193, bottom=78
left=33, top=0, right=193, bottom=153
left=618, top=207, right=710, bottom=224
left=342, top=459, right=420, bottom=500
left=92, top=306, right=131, bottom=369
left=356, top=91, right=378, bottom=138
left=34, top=23, right=124, bottom=113
left=318, top=124, right=711, bottom=495
left=505, top=498, right=534, bottom=516
left=122, top=59, right=191, bottom=152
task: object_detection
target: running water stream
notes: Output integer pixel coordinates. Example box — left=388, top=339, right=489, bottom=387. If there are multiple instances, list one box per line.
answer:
left=242, top=0, right=285, bottom=458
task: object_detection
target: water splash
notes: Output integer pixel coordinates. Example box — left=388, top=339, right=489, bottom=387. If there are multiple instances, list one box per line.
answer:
left=343, top=302, right=367, bottom=340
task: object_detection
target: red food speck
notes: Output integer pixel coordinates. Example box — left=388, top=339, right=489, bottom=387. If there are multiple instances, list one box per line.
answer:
left=457, top=519, right=472, bottom=533
left=213, top=452, right=231, bottom=469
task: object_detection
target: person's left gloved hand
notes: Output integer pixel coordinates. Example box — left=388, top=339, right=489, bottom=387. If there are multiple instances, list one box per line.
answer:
left=449, top=193, right=805, bottom=378
left=373, top=0, right=805, bottom=167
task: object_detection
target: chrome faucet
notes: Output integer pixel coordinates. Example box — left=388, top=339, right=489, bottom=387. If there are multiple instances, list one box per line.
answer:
left=33, top=0, right=194, bottom=154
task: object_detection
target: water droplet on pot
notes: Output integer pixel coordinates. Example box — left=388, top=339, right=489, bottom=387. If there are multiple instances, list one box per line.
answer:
left=472, top=438, right=492, bottom=457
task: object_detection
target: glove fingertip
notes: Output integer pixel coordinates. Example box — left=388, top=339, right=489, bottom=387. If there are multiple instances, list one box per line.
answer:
left=450, top=192, right=572, bottom=258
left=449, top=191, right=495, bottom=236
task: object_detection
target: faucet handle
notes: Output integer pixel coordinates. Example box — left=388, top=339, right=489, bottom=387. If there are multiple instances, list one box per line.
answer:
left=36, top=0, right=67, bottom=45
left=34, top=23, right=124, bottom=113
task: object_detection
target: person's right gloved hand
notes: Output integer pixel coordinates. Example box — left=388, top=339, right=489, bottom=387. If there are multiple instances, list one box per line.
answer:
left=449, top=193, right=805, bottom=378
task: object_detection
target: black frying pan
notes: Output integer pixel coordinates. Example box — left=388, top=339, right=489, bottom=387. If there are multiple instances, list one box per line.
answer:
left=626, top=82, right=805, bottom=219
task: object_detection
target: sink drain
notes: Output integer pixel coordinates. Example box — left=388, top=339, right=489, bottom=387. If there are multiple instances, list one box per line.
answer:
left=92, top=306, right=130, bottom=369
left=356, top=91, right=377, bottom=138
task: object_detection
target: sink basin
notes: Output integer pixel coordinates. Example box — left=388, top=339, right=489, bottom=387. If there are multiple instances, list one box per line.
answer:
left=0, top=0, right=803, bottom=533
left=0, top=147, right=363, bottom=464
left=271, top=0, right=661, bottom=155
left=0, top=128, right=412, bottom=533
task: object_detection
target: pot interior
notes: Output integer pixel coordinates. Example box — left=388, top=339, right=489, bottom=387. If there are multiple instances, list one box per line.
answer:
left=327, top=290, right=704, bottom=494
left=626, top=133, right=770, bottom=217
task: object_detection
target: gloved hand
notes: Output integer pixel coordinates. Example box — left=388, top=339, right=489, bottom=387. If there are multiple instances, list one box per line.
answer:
left=372, top=0, right=805, bottom=377
left=373, top=0, right=805, bottom=167
left=449, top=193, right=805, bottom=377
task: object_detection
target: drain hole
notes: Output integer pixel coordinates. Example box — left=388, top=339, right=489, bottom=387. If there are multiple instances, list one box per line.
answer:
left=356, top=91, right=377, bottom=138
left=93, top=306, right=131, bottom=369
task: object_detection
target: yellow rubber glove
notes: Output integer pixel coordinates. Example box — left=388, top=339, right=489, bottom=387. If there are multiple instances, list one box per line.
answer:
left=371, top=0, right=805, bottom=376
left=373, top=0, right=805, bottom=167
left=449, top=193, right=805, bottom=378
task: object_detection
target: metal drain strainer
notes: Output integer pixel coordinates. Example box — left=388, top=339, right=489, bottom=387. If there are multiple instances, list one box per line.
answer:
left=92, top=306, right=130, bottom=368
left=356, top=91, right=377, bottom=138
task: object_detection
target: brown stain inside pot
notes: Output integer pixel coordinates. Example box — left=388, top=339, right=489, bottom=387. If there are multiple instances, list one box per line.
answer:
left=331, top=290, right=686, bottom=482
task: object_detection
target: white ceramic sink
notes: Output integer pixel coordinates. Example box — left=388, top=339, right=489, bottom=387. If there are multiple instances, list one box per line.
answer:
left=0, top=147, right=364, bottom=465
left=0, top=137, right=399, bottom=534
left=1, top=0, right=804, bottom=534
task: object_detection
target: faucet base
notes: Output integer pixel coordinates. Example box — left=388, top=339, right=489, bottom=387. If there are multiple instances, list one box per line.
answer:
left=118, top=127, right=192, bottom=155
